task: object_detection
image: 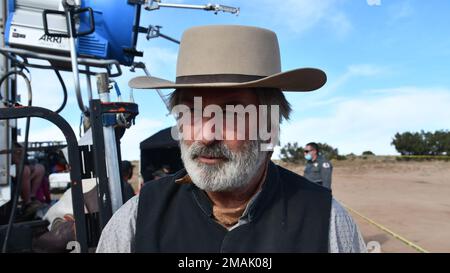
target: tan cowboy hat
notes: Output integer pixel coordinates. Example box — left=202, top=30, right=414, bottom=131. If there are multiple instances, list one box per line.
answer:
left=129, top=25, right=326, bottom=92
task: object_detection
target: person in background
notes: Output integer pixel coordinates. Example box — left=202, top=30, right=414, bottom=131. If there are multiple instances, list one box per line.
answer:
left=121, top=160, right=136, bottom=202
left=303, top=142, right=333, bottom=190
left=12, top=143, right=46, bottom=218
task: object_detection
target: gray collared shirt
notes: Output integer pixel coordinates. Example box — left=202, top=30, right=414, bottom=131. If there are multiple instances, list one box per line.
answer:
left=96, top=195, right=367, bottom=253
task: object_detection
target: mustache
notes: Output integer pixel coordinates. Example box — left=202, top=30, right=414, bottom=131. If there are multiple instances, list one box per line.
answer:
left=189, top=142, right=234, bottom=160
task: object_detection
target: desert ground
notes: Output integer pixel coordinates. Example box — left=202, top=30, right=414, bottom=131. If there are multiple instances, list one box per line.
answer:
left=280, top=157, right=450, bottom=253
left=130, top=157, right=450, bottom=253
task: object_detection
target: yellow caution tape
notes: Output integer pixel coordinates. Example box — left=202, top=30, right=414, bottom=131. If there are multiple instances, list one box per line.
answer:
left=339, top=201, right=430, bottom=253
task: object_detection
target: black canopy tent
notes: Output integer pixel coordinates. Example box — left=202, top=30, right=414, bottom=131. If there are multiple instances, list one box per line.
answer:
left=139, top=127, right=183, bottom=182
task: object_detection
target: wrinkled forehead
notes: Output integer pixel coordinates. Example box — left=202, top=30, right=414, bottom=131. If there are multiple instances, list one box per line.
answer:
left=178, top=88, right=259, bottom=106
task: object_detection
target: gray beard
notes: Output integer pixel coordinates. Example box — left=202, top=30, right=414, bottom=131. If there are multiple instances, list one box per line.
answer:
left=180, top=140, right=266, bottom=192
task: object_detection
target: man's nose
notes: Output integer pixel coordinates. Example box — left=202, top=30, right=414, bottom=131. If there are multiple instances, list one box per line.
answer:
left=198, top=116, right=222, bottom=146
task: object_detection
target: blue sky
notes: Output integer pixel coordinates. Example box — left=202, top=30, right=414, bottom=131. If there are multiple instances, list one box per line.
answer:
left=17, top=0, right=450, bottom=160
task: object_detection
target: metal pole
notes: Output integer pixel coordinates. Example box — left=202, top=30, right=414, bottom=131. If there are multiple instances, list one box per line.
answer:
left=85, top=66, right=93, bottom=101
left=0, top=0, right=11, bottom=207
left=157, top=3, right=210, bottom=9
left=89, top=99, right=112, bottom=229
left=64, top=1, right=88, bottom=114
left=147, top=3, right=239, bottom=15
left=96, top=73, right=123, bottom=213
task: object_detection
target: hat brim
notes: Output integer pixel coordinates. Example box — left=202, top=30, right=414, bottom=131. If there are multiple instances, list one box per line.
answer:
left=129, top=68, right=326, bottom=92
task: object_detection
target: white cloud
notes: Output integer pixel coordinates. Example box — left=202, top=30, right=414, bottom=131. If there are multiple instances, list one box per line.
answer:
left=328, top=11, right=353, bottom=38
left=389, top=1, right=414, bottom=21
left=367, top=0, right=381, bottom=6
left=295, top=64, right=389, bottom=110
left=14, top=67, right=109, bottom=115
left=346, top=64, right=386, bottom=77
left=15, top=69, right=77, bottom=111
left=329, top=64, right=387, bottom=90
left=140, top=45, right=178, bottom=80
left=259, top=0, right=352, bottom=37
left=277, top=86, right=450, bottom=156
left=18, top=122, right=78, bottom=143
left=119, top=117, right=166, bottom=160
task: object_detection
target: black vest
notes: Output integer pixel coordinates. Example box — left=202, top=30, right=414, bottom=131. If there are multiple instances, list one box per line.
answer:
left=135, top=162, right=332, bottom=253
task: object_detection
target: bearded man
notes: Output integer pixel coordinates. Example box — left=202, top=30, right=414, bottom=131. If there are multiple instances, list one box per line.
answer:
left=96, top=25, right=366, bottom=253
